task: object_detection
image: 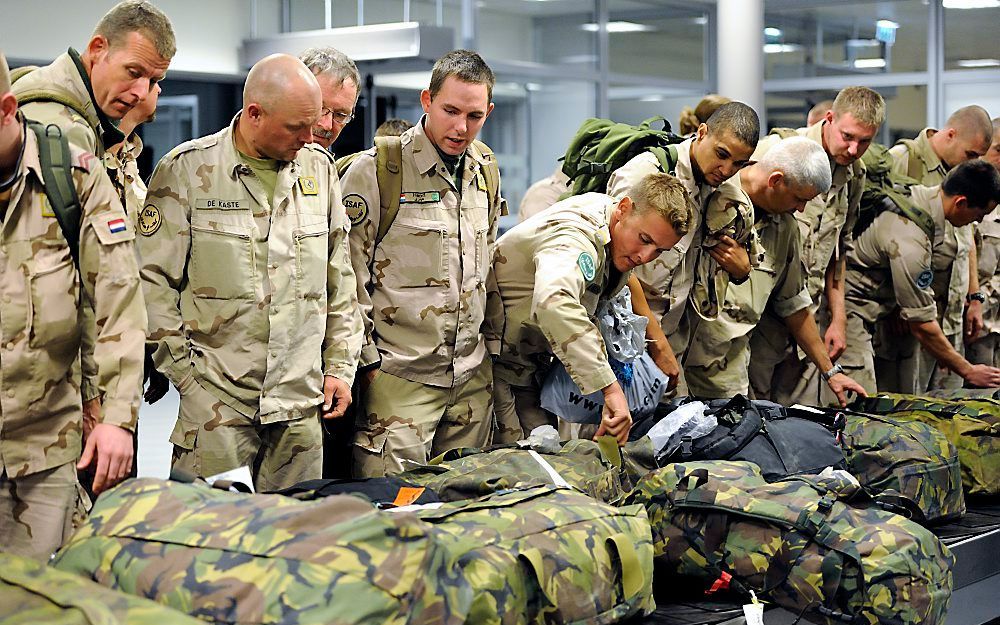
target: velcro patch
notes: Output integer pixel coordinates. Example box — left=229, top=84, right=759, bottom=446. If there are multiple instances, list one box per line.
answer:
left=400, top=191, right=441, bottom=204
left=298, top=176, right=319, bottom=195
left=577, top=252, right=596, bottom=281
left=195, top=198, right=248, bottom=210
left=916, top=269, right=933, bottom=289
left=137, top=204, right=162, bottom=236
left=343, top=193, right=369, bottom=226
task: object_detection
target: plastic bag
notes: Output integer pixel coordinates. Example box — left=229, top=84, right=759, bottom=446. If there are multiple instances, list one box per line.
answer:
left=596, top=287, right=648, bottom=362
left=540, top=353, right=669, bottom=424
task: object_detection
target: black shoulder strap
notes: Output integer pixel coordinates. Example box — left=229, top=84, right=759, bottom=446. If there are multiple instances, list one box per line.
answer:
left=28, top=122, right=82, bottom=268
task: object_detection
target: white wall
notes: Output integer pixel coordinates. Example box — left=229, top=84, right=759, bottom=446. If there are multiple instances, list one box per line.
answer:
left=2, top=0, right=281, bottom=75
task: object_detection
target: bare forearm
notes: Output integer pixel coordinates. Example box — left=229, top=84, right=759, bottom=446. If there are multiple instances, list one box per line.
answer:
left=824, top=257, right=847, bottom=324
left=784, top=308, right=834, bottom=372
left=910, top=320, right=970, bottom=376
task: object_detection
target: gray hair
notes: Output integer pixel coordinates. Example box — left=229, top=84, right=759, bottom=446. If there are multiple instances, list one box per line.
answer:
left=94, top=0, right=176, bottom=60
left=758, top=136, right=832, bottom=195
left=299, top=47, right=361, bottom=98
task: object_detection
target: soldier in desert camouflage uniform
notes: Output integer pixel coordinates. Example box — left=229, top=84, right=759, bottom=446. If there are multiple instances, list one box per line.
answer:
left=343, top=50, right=506, bottom=476
left=493, top=173, right=690, bottom=445
left=968, top=118, right=1000, bottom=367
left=749, top=86, right=883, bottom=406
left=840, top=161, right=1000, bottom=393
left=0, top=52, right=146, bottom=560
left=608, top=102, right=759, bottom=395
left=138, top=54, right=362, bottom=491
left=684, top=137, right=866, bottom=405
left=882, top=105, right=994, bottom=391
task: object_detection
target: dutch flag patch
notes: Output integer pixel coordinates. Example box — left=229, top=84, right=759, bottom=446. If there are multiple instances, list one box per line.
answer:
left=108, top=218, right=127, bottom=234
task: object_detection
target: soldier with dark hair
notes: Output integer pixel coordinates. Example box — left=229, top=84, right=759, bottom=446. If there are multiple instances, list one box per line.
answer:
left=375, top=118, right=414, bottom=138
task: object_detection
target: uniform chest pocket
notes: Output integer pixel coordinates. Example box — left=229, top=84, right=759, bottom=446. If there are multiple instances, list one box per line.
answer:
left=294, top=220, right=330, bottom=298
left=375, top=221, right=446, bottom=289
left=190, top=222, right=254, bottom=300
left=28, top=257, right=80, bottom=348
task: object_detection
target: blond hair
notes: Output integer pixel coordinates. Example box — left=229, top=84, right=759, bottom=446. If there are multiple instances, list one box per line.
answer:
left=631, top=172, right=690, bottom=236
left=678, top=94, right=731, bottom=135
left=94, top=0, right=176, bottom=60
left=0, top=52, right=10, bottom=96
left=832, top=86, right=885, bottom=128
left=946, top=105, right=993, bottom=146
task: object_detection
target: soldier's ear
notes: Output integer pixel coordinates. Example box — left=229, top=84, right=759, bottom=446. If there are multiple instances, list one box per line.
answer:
left=767, top=171, right=784, bottom=189
left=420, top=89, right=432, bottom=114
left=0, top=94, right=17, bottom=125
left=85, top=35, right=110, bottom=61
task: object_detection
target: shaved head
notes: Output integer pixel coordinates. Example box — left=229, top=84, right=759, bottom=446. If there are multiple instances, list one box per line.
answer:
left=946, top=105, right=993, bottom=147
left=238, top=54, right=322, bottom=162
left=932, top=104, right=994, bottom=168
left=243, top=53, right=320, bottom=113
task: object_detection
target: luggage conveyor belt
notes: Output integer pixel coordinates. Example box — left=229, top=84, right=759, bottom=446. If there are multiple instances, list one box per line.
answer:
left=634, top=501, right=1000, bottom=625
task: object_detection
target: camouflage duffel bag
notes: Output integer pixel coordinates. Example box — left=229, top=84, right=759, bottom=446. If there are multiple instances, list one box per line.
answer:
left=853, top=393, right=1000, bottom=496
left=405, top=484, right=656, bottom=625
left=0, top=551, right=205, bottom=625
left=51, top=478, right=471, bottom=625
left=787, top=406, right=965, bottom=524
left=625, top=461, right=955, bottom=625
left=400, top=436, right=657, bottom=505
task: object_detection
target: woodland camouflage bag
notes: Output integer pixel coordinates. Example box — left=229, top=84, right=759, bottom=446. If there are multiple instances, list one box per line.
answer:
left=51, top=478, right=472, bottom=625
left=625, top=461, right=954, bottom=625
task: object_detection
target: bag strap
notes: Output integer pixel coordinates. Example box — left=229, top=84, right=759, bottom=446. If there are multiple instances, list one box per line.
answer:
left=646, top=144, right=679, bottom=177
left=374, top=135, right=403, bottom=247
left=28, top=121, right=82, bottom=269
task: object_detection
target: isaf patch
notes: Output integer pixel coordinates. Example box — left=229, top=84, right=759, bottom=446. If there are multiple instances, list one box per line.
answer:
left=137, top=204, right=162, bottom=236
left=343, top=193, right=369, bottom=226
left=577, top=252, right=596, bottom=281
left=40, top=194, right=55, bottom=217
left=916, top=269, right=933, bottom=289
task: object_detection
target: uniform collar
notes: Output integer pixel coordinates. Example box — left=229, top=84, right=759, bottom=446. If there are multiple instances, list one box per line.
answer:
left=410, top=115, right=486, bottom=178
left=66, top=48, right=126, bottom=148
left=911, top=184, right=947, bottom=244
left=674, top=137, right=704, bottom=198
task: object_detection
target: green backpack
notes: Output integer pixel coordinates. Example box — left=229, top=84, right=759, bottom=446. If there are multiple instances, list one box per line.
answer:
left=52, top=478, right=473, bottom=625
left=853, top=393, right=1000, bottom=496
left=855, top=142, right=936, bottom=240
left=625, top=461, right=955, bottom=625
left=408, top=484, right=656, bottom=625
left=0, top=552, right=205, bottom=625
left=21, top=121, right=84, bottom=267
left=559, top=116, right=684, bottom=198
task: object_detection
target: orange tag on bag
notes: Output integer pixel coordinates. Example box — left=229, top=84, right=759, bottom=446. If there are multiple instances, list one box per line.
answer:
left=392, top=486, right=426, bottom=507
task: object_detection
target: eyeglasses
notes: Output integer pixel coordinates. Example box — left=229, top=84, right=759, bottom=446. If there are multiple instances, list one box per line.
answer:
left=321, top=106, right=354, bottom=125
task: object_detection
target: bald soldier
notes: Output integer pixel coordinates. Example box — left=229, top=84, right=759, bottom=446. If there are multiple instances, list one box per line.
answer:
left=882, top=105, right=994, bottom=391
left=0, top=52, right=146, bottom=559
left=968, top=118, right=1000, bottom=367
left=686, top=137, right=867, bottom=405
left=493, top=173, right=690, bottom=444
left=343, top=51, right=505, bottom=476
left=137, top=54, right=362, bottom=491
left=299, top=47, right=360, bottom=151
left=841, top=160, right=1000, bottom=393
left=608, top=102, right=760, bottom=394
left=749, top=86, right=884, bottom=406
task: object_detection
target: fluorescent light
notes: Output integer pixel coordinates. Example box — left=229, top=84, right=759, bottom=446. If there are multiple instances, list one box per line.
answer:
left=943, top=0, right=1000, bottom=8
left=956, top=58, right=1000, bottom=67
left=763, top=43, right=802, bottom=53
left=764, top=27, right=782, bottom=38
left=639, top=95, right=665, bottom=102
left=692, top=16, right=708, bottom=25
left=854, top=58, right=887, bottom=68
left=876, top=19, right=899, bottom=29
left=847, top=39, right=881, bottom=47
left=580, top=21, right=655, bottom=33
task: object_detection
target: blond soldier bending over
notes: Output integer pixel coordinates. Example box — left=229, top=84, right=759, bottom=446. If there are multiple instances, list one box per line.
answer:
left=749, top=86, right=884, bottom=406
left=685, top=137, right=867, bottom=406
left=609, top=102, right=759, bottom=395
left=0, top=53, right=146, bottom=560
left=968, top=118, right=1000, bottom=367
left=343, top=51, right=506, bottom=476
left=842, top=160, right=1000, bottom=393
left=138, top=54, right=362, bottom=492
left=879, top=105, right=994, bottom=391
left=494, top=173, right=690, bottom=444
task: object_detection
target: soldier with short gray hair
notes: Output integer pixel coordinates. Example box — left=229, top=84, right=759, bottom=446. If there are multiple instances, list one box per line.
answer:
left=137, top=54, right=362, bottom=491
left=299, top=46, right=361, bottom=151
left=0, top=51, right=146, bottom=560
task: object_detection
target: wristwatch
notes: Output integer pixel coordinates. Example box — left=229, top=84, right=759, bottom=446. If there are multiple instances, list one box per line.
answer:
left=966, top=291, right=986, bottom=304
left=821, top=363, right=844, bottom=382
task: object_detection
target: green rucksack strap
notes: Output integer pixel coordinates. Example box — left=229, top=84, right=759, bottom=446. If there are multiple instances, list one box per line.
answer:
left=28, top=121, right=82, bottom=268
left=646, top=145, right=679, bottom=176
left=12, top=66, right=94, bottom=135
left=335, top=150, right=363, bottom=179
left=373, top=135, right=403, bottom=247
left=895, top=138, right=925, bottom=181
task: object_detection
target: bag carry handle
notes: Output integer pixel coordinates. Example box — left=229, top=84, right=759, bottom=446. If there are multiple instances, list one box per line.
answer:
left=597, top=435, right=624, bottom=471
left=606, top=532, right=645, bottom=602
left=519, top=547, right=559, bottom=619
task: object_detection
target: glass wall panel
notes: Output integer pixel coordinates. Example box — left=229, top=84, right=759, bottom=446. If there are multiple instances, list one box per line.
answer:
left=606, top=1, right=708, bottom=81
left=943, top=4, right=1000, bottom=71
left=609, top=87, right=707, bottom=134
left=477, top=1, right=597, bottom=68
left=763, top=0, right=928, bottom=79
left=765, top=85, right=926, bottom=145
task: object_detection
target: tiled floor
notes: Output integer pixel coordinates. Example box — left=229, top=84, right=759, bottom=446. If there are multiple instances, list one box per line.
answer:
left=136, top=388, right=179, bottom=479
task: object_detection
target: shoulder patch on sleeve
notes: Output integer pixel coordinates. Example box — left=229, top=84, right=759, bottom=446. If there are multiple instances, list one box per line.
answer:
left=577, top=252, right=596, bottom=281
left=92, top=211, right=135, bottom=244
left=916, top=269, right=933, bottom=289
left=137, top=204, right=162, bottom=236
left=343, top=193, right=369, bottom=226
